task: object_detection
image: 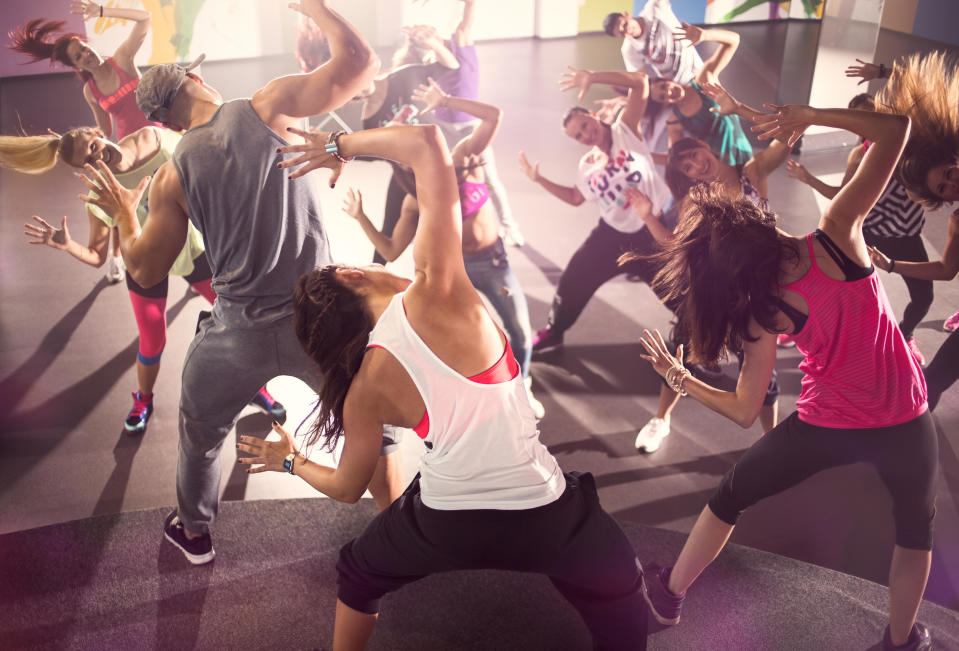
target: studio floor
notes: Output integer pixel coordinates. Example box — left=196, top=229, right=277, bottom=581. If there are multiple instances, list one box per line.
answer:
left=2, top=23, right=959, bottom=623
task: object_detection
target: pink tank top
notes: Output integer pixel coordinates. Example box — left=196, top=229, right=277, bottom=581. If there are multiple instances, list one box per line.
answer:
left=783, top=234, right=927, bottom=428
left=458, top=180, right=489, bottom=219
left=86, top=58, right=160, bottom=139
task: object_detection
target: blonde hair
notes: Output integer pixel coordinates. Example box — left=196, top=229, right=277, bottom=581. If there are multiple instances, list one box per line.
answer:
left=0, top=127, right=94, bottom=174
left=877, top=50, right=959, bottom=209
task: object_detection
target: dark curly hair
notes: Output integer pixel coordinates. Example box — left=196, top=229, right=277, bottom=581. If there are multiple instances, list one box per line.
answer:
left=8, top=19, right=92, bottom=82
left=624, top=183, right=798, bottom=363
left=293, top=264, right=374, bottom=451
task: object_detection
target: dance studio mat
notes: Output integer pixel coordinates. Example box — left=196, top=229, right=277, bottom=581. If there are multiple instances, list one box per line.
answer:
left=2, top=498, right=957, bottom=650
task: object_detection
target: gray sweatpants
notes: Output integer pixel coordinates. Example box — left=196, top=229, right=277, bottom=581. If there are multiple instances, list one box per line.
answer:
left=175, top=311, right=322, bottom=533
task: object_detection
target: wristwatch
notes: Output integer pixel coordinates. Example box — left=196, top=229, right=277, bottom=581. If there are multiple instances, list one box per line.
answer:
left=283, top=452, right=297, bottom=475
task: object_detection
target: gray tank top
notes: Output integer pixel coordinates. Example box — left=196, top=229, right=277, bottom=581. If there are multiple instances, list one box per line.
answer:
left=172, top=100, right=331, bottom=327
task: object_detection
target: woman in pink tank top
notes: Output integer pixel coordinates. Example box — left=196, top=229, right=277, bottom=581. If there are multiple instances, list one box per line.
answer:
left=634, top=106, right=937, bottom=650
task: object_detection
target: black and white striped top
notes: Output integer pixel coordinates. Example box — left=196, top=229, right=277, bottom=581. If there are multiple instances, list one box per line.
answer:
left=861, top=142, right=925, bottom=238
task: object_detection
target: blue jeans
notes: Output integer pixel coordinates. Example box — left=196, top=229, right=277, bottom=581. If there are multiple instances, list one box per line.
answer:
left=463, top=239, right=532, bottom=377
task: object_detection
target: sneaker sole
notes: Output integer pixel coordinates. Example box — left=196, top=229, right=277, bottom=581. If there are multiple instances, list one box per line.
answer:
left=642, top=585, right=681, bottom=626
left=124, top=422, right=147, bottom=434
left=164, top=530, right=216, bottom=565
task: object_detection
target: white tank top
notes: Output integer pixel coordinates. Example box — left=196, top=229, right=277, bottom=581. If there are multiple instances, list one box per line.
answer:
left=368, top=293, right=566, bottom=510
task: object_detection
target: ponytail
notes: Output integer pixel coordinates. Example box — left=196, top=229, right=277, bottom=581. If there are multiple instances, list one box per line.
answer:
left=0, top=127, right=96, bottom=174
left=8, top=19, right=89, bottom=79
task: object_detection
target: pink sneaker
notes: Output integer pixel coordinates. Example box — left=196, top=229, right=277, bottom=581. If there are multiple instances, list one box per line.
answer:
left=777, top=334, right=796, bottom=348
left=907, top=337, right=926, bottom=366
left=944, top=310, right=959, bottom=332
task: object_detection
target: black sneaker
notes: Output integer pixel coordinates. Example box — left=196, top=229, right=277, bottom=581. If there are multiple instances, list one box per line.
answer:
left=882, top=623, right=931, bottom=650
left=163, top=510, right=215, bottom=565
left=531, top=327, right=564, bottom=353
left=249, top=386, right=287, bottom=424
left=642, top=563, right=684, bottom=625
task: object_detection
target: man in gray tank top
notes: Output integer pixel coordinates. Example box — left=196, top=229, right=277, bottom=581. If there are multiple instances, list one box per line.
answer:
left=80, top=0, right=402, bottom=565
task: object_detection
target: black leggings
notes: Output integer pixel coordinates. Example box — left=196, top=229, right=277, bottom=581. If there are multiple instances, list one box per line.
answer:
left=708, top=411, right=938, bottom=550
left=864, top=232, right=933, bottom=339
left=125, top=251, right=213, bottom=298
left=337, top=473, right=648, bottom=650
left=546, top=220, right=665, bottom=333
left=926, top=329, right=959, bottom=411
left=372, top=169, right=414, bottom=265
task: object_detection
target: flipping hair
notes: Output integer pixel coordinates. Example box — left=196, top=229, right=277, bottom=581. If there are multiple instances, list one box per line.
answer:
left=0, top=127, right=94, bottom=174
left=877, top=50, right=959, bottom=209
left=293, top=265, right=374, bottom=451
left=664, top=137, right=712, bottom=201
left=8, top=19, right=91, bottom=81
left=625, top=183, right=798, bottom=363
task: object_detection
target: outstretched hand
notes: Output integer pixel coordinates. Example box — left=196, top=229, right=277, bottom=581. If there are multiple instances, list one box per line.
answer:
left=518, top=151, right=540, bottom=182
left=785, top=159, right=812, bottom=184
left=844, top=58, right=882, bottom=85
left=76, top=161, right=148, bottom=225
left=638, top=329, right=685, bottom=381
left=342, top=187, right=365, bottom=220
left=288, top=0, right=329, bottom=18
left=624, top=186, right=653, bottom=221
left=673, top=22, right=704, bottom=46
left=70, top=0, right=100, bottom=20
left=699, top=80, right=739, bottom=116
left=277, top=126, right=345, bottom=185
left=24, top=215, right=70, bottom=250
left=412, top=77, right=448, bottom=114
left=751, top=103, right=812, bottom=147
left=236, top=422, right=298, bottom=474
left=559, top=66, right=592, bottom=101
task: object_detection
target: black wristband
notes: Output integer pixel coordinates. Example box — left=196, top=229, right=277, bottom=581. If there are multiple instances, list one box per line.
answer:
left=99, top=4, right=103, bottom=17
left=889, top=259, right=896, bottom=273
left=879, top=63, right=887, bottom=78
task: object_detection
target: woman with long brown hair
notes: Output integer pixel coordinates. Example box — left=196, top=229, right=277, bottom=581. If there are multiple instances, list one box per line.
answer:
left=236, top=123, right=648, bottom=649
left=637, top=104, right=936, bottom=650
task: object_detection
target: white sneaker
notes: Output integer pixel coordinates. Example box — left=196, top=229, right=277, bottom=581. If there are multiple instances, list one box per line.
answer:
left=524, top=376, right=545, bottom=420
left=635, top=417, right=670, bottom=453
left=105, top=255, right=125, bottom=284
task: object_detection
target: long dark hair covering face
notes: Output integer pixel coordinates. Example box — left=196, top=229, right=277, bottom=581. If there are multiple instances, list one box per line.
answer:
left=293, top=265, right=374, bottom=451
left=8, top=19, right=91, bottom=81
left=627, top=183, right=798, bottom=363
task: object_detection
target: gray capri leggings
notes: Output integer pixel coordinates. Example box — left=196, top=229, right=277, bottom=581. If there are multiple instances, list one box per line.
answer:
left=708, top=410, right=938, bottom=550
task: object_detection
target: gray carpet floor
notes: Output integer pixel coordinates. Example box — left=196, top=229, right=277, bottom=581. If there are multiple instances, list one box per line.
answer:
left=2, top=498, right=957, bottom=650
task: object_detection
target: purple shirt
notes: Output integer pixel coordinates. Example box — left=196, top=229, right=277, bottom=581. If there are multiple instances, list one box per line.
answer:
left=434, top=41, right=479, bottom=123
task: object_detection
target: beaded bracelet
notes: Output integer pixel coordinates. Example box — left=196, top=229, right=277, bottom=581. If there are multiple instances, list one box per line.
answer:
left=324, top=130, right=353, bottom=164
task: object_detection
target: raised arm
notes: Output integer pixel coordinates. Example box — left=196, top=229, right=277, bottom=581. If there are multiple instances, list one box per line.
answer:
left=406, top=25, right=460, bottom=70
left=278, top=125, right=465, bottom=291
left=559, top=67, right=649, bottom=138
left=675, top=23, right=739, bottom=83
left=251, top=0, right=379, bottom=128
left=753, top=105, right=910, bottom=249
left=412, top=78, right=501, bottom=158
left=69, top=1, right=152, bottom=66
left=451, top=0, right=476, bottom=46
left=78, top=159, right=189, bottom=287
left=518, top=151, right=586, bottom=206
left=786, top=145, right=863, bottom=201
left=343, top=188, right=418, bottom=262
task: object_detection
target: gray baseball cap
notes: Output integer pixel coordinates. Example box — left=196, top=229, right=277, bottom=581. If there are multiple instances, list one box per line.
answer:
left=136, top=54, right=207, bottom=123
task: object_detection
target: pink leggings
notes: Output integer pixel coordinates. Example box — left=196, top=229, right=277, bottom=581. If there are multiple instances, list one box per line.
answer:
left=127, top=254, right=215, bottom=365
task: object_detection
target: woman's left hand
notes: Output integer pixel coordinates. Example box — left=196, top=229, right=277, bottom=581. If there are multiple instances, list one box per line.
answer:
left=699, top=81, right=739, bottom=116
left=71, top=0, right=101, bottom=20
left=76, top=161, right=148, bottom=226
left=559, top=66, right=592, bottom=101
left=236, top=423, right=297, bottom=474
left=639, top=328, right=685, bottom=381
left=277, top=126, right=345, bottom=185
